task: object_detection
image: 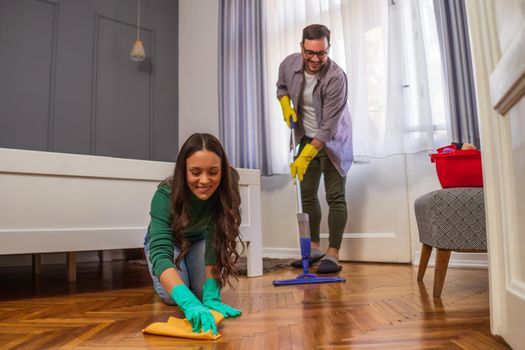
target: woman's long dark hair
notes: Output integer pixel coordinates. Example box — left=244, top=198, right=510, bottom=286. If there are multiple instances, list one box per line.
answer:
left=169, top=133, right=243, bottom=287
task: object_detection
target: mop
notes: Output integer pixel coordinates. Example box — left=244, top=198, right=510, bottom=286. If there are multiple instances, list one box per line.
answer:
left=273, top=120, right=345, bottom=286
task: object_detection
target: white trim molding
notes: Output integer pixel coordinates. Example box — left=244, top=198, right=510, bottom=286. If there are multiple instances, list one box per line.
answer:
left=490, top=23, right=525, bottom=115
left=264, top=232, right=488, bottom=269
left=413, top=249, right=488, bottom=269
left=263, top=247, right=300, bottom=259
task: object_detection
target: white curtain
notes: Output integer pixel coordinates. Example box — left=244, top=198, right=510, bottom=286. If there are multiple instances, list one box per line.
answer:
left=263, top=0, right=450, bottom=173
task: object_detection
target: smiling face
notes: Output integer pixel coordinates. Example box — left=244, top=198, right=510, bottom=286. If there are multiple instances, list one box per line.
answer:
left=301, top=37, right=330, bottom=74
left=186, top=150, right=222, bottom=200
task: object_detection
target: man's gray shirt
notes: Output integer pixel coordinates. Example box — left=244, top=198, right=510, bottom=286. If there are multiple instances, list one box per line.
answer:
left=276, top=53, right=353, bottom=176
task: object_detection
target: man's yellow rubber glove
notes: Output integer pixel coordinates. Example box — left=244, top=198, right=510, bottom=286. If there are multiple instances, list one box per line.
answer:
left=279, top=95, right=297, bottom=128
left=290, top=143, right=318, bottom=182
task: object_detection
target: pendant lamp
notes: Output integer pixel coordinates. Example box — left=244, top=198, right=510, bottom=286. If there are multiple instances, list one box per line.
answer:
left=130, top=0, right=145, bottom=62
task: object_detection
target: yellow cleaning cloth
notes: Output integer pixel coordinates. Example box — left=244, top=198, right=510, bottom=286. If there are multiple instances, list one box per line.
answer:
left=143, top=310, right=225, bottom=340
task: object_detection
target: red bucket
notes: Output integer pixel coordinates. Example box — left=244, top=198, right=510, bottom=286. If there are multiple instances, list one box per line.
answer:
left=430, top=145, right=483, bottom=188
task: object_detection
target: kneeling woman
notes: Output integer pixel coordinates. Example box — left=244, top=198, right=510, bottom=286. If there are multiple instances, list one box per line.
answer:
left=144, top=133, right=242, bottom=335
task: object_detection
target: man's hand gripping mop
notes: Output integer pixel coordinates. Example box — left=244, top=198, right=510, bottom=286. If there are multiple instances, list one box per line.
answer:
left=273, top=120, right=345, bottom=286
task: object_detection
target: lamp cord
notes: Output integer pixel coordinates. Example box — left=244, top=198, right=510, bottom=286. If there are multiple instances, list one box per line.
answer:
left=136, top=0, right=141, bottom=40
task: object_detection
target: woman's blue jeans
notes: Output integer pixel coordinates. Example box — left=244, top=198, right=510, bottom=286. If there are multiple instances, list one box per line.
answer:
left=144, top=236, right=207, bottom=305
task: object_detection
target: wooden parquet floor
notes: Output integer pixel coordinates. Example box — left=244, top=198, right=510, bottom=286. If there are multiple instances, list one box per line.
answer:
left=0, top=260, right=510, bottom=349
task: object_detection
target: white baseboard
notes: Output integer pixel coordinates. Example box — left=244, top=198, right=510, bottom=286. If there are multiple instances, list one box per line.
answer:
left=263, top=246, right=489, bottom=269
left=262, top=233, right=400, bottom=259
left=262, top=247, right=300, bottom=258
left=412, top=249, right=488, bottom=269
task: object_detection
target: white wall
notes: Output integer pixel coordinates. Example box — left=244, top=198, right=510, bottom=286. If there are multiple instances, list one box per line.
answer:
left=176, top=1, right=489, bottom=268
left=262, top=155, right=415, bottom=263
left=261, top=152, right=487, bottom=268
left=178, top=0, right=220, bottom=144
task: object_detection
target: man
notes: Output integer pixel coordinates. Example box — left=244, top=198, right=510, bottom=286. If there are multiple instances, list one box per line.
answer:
left=276, top=24, right=353, bottom=274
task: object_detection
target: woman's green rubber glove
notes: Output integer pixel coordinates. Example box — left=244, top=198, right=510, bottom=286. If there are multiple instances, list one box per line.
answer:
left=202, top=278, right=242, bottom=318
left=171, top=284, right=218, bottom=335
left=290, top=143, right=318, bottom=182
left=279, top=95, right=297, bottom=129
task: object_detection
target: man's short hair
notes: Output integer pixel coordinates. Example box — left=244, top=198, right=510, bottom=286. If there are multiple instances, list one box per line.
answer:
left=302, top=24, right=331, bottom=45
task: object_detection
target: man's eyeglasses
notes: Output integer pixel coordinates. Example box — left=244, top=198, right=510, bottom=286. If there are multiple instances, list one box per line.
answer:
left=303, top=47, right=330, bottom=59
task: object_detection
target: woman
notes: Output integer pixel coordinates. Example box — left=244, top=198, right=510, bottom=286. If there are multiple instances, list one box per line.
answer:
left=144, top=133, right=243, bottom=335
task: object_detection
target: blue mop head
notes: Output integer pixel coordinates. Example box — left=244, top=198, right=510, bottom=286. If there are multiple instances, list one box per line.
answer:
left=272, top=231, right=345, bottom=286
left=273, top=273, right=345, bottom=286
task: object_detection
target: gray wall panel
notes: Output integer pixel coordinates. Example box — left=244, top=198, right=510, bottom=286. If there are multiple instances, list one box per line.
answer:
left=94, top=15, right=153, bottom=159
left=0, top=0, right=57, bottom=151
left=52, top=1, right=95, bottom=155
left=150, top=3, right=178, bottom=162
left=0, top=0, right=178, bottom=161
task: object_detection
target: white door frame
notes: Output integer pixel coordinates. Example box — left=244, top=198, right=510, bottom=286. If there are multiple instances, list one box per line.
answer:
left=466, top=0, right=525, bottom=347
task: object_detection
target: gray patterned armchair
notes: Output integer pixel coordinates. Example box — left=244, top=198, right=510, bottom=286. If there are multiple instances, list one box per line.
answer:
left=414, top=187, right=487, bottom=297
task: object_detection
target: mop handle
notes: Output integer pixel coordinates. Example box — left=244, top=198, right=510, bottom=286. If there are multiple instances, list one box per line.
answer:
left=290, top=119, right=303, bottom=214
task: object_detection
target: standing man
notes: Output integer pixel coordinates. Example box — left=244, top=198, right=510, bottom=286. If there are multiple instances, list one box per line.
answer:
left=276, top=24, right=353, bottom=274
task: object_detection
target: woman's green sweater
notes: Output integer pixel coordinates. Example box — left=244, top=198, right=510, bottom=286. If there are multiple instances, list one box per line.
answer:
left=146, top=183, right=218, bottom=278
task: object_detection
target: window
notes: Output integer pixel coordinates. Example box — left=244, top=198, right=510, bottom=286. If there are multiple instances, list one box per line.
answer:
left=263, top=0, right=449, bottom=171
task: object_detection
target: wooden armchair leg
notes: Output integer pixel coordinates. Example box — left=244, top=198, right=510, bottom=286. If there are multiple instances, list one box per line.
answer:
left=417, top=243, right=432, bottom=281
left=433, top=249, right=451, bottom=297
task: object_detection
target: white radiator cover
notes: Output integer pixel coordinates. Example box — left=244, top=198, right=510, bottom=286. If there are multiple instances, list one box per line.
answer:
left=0, top=148, right=262, bottom=277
